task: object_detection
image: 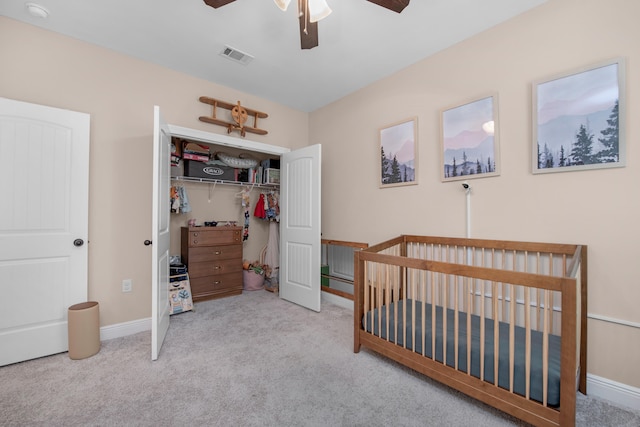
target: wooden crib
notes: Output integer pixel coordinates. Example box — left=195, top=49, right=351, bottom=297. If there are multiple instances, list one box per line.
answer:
left=354, top=235, right=587, bottom=427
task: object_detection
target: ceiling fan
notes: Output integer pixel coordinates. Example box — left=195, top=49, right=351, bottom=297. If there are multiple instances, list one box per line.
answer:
left=203, top=0, right=410, bottom=49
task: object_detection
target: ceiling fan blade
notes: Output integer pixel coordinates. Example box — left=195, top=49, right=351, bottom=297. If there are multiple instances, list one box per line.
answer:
left=298, top=4, right=319, bottom=49
left=366, top=0, right=410, bottom=13
left=203, top=0, right=236, bottom=8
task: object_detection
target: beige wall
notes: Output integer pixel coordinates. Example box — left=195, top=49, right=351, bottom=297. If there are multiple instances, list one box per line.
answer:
left=2, top=0, right=639, bottom=390
left=0, top=17, right=308, bottom=327
left=310, top=0, right=640, bottom=387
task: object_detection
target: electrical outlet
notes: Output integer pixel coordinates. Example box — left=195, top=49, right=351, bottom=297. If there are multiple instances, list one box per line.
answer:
left=122, top=279, right=132, bottom=293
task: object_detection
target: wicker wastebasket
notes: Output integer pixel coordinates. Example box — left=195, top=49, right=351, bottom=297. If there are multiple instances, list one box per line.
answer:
left=68, top=301, right=100, bottom=360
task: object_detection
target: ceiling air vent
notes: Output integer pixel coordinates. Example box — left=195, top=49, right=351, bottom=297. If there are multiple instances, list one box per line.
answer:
left=219, top=46, right=254, bottom=65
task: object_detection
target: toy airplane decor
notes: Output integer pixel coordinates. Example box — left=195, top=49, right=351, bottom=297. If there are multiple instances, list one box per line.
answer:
left=198, top=96, right=268, bottom=137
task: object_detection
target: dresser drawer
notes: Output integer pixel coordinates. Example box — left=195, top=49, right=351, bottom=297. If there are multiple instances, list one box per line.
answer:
left=189, top=273, right=242, bottom=294
left=187, top=245, right=243, bottom=263
left=187, top=258, right=242, bottom=278
left=188, top=228, right=241, bottom=246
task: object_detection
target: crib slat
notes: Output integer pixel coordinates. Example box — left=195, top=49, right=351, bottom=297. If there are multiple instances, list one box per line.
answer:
left=480, top=279, right=485, bottom=381
left=537, top=252, right=542, bottom=332
left=422, top=274, right=426, bottom=357
left=501, top=250, right=507, bottom=320
left=454, top=251, right=460, bottom=370
left=543, top=288, right=550, bottom=406
left=525, top=281, right=532, bottom=400
left=467, top=271, right=472, bottom=376
left=550, top=253, right=555, bottom=334
left=378, top=262, right=384, bottom=341
left=364, top=261, right=369, bottom=333
left=509, top=256, right=516, bottom=392
left=442, top=245, right=448, bottom=367
left=412, top=266, right=417, bottom=352
left=493, top=278, right=499, bottom=386
left=402, top=269, right=407, bottom=349
left=386, top=264, right=392, bottom=344
left=432, top=269, right=437, bottom=362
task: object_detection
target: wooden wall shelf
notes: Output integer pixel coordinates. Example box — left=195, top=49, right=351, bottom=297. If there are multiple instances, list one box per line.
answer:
left=199, top=96, right=268, bottom=137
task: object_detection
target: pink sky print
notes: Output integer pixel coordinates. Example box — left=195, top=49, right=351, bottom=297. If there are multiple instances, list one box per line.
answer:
left=443, top=96, right=493, bottom=150
left=381, top=120, right=414, bottom=163
left=444, top=129, right=487, bottom=150
left=537, top=63, right=618, bottom=125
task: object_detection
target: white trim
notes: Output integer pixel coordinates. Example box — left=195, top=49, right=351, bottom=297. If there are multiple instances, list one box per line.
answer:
left=321, top=292, right=353, bottom=310
left=587, top=313, right=640, bottom=329
left=167, top=124, right=290, bottom=156
left=587, top=373, right=640, bottom=412
left=100, top=317, right=151, bottom=341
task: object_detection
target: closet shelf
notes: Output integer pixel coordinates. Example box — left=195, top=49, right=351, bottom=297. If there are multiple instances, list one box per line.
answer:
left=172, top=176, right=278, bottom=188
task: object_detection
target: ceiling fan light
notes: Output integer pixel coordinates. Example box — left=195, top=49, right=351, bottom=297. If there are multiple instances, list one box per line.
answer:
left=274, top=0, right=291, bottom=11
left=308, top=0, right=331, bottom=22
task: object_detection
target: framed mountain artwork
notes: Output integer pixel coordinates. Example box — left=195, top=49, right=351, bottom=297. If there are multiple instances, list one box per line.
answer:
left=532, top=58, right=625, bottom=174
left=440, top=94, right=500, bottom=182
left=379, top=117, right=418, bottom=188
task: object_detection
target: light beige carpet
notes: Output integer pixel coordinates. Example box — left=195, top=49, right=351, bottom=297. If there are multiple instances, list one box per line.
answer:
left=1, top=290, right=638, bottom=426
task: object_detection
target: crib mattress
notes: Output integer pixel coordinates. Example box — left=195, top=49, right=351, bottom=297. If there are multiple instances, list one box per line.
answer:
left=362, top=299, right=562, bottom=407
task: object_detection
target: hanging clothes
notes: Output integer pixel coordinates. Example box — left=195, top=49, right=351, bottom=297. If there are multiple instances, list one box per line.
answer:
left=240, top=187, right=251, bottom=241
left=170, top=186, right=180, bottom=213
left=254, top=193, right=266, bottom=219
left=264, top=221, right=280, bottom=284
left=254, top=190, right=280, bottom=222
left=177, top=186, right=191, bottom=213
left=170, top=185, right=192, bottom=214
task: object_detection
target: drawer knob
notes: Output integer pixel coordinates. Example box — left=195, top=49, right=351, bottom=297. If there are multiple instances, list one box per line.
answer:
left=194, top=240, right=198, bottom=244
left=215, top=251, right=221, bottom=255
left=215, top=266, right=220, bottom=270
left=214, top=281, right=220, bottom=285
left=193, top=232, right=198, bottom=236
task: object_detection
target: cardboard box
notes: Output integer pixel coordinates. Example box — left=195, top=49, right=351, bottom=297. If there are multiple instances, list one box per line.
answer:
left=184, top=160, right=236, bottom=181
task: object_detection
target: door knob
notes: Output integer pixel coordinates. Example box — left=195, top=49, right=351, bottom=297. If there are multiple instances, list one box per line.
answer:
left=73, top=239, right=84, bottom=247
left=144, top=240, right=152, bottom=246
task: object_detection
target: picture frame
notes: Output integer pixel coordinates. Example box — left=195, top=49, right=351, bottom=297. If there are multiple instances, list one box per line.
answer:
left=532, top=58, right=625, bottom=174
left=379, top=117, right=418, bottom=188
left=440, top=94, right=500, bottom=182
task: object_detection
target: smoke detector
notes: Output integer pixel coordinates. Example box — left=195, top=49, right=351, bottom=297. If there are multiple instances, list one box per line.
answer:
left=26, top=3, right=49, bottom=19
left=219, top=46, right=254, bottom=66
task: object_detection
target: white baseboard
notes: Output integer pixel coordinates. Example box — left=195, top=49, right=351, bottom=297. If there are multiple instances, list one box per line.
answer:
left=100, top=317, right=150, bottom=341
left=587, top=373, right=640, bottom=411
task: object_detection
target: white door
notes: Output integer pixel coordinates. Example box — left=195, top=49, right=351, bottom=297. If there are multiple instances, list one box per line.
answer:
left=279, top=144, right=322, bottom=311
left=151, top=106, right=171, bottom=360
left=0, top=97, right=90, bottom=366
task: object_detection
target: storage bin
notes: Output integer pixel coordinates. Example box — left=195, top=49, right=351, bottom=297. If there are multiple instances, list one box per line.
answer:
left=243, top=270, right=265, bottom=291
left=184, top=160, right=236, bottom=181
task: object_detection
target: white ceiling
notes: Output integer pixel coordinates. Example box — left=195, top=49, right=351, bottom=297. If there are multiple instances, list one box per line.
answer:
left=1, top=0, right=547, bottom=112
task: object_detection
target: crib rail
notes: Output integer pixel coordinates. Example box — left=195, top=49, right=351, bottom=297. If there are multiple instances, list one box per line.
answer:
left=354, top=235, right=587, bottom=427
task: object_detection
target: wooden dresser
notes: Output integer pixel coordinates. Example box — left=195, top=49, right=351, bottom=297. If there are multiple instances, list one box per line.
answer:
left=180, top=226, right=243, bottom=302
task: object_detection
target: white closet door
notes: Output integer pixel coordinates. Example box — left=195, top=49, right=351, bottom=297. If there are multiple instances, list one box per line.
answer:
left=151, top=106, right=171, bottom=360
left=279, top=144, right=322, bottom=311
left=0, top=97, right=90, bottom=366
